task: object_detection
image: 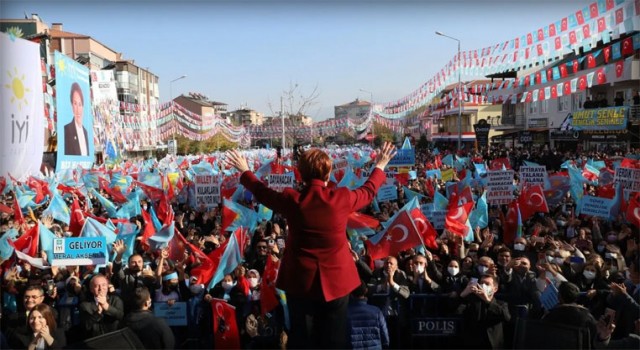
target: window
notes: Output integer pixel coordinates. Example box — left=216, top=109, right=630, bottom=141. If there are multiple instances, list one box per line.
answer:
left=528, top=101, right=538, bottom=114
left=572, top=93, right=584, bottom=111
left=541, top=100, right=548, bottom=113
left=558, top=95, right=570, bottom=112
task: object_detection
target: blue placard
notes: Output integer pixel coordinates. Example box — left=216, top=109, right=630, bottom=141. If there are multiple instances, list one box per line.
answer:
left=377, top=184, right=398, bottom=202
left=153, top=302, right=187, bottom=326
left=387, top=149, right=415, bottom=167
left=51, top=236, right=107, bottom=266
left=577, top=195, right=612, bottom=219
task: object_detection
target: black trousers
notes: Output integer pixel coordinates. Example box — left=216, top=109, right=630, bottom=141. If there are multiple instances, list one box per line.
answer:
left=287, top=295, right=349, bottom=349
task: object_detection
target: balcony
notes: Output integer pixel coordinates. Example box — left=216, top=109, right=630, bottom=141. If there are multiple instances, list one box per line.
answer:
left=488, top=115, right=525, bottom=130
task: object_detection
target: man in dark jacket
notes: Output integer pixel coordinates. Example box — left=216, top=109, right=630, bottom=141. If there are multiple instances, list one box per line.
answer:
left=459, top=274, right=511, bottom=349
left=347, top=281, right=389, bottom=349
left=543, top=281, right=597, bottom=346
left=79, top=274, right=124, bottom=339
left=124, top=287, right=175, bottom=350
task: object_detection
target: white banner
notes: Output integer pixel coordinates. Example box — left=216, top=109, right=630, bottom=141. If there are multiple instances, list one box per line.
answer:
left=487, top=170, right=515, bottom=205
left=268, top=173, right=295, bottom=192
left=376, top=184, right=398, bottom=202
left=0, top=33, right=45, bottom=180
left=90, top=70, right=123, bottom=156
left=519, top=165, right=548, bottom=187
left=195, top=174, right=220, bottom=209
left=614, top=167, right=640, bottom=193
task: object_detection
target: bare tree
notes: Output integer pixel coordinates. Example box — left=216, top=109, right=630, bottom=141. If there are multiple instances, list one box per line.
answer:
left=267, top=81, right=321, bottom=118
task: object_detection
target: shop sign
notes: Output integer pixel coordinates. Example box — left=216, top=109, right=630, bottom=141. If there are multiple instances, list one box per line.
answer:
left=570, top=106, right=628, bottom=131
left=579, top=129, right=628, bottom=141
left=549, top=129, right=580, bottom=141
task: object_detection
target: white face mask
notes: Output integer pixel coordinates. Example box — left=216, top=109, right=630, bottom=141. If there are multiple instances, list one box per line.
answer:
left=481, top=283, right=493, bottom=297
left=221, top=281, right=235, bottom=291
left=189, top=284, right=204, bottom=295
left=248, top=277, right=259, bottom=288
left=513, top=243, right=525, bottom=251
left=416, top=265, right=425, bottom=274
left=477, top=265, right=489, bottom=275
left=546, top=255, right=555, bottom=263
left=583, top=271, right=596, bottom=280
left=448, top=267, right=459, bottom=276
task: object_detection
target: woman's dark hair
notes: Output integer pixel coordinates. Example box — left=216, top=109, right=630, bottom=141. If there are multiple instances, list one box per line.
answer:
left=70, top=82, right=84, bottom=105
left=29, top=303, right=57, bottom=331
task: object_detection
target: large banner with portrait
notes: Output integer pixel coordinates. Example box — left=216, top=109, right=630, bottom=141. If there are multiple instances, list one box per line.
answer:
left=90, top=70, right=123, bottom=160
left=55, top=51, right=94, bottom=170
left=0, top=32, right=45, bottom=180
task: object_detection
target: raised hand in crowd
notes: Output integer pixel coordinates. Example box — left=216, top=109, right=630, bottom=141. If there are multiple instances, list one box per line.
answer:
left=41, top=215, right=53, bottom=229
left=112, top=239, right=126, bottom=261
left=225, top=149, right=250, bottom=173
left=374, top=141, right=398, bottom=171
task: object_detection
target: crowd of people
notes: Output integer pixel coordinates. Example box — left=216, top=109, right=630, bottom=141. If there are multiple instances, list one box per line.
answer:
left=0, top=141, right=639, bottom=349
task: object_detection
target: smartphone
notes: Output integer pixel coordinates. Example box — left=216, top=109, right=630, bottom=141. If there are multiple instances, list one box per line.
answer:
left=276, top=237, right=285, bottom=249
left=470, top=277, right=478, bottom=285
left=47, top=279, right=55, bottom=295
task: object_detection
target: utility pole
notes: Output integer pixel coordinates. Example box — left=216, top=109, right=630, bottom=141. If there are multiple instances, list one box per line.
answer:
left=281, top=95, right=285, bottom=151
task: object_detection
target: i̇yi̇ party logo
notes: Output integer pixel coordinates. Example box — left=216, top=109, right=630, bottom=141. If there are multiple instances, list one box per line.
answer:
left=4, top=67, right=31, bottom=144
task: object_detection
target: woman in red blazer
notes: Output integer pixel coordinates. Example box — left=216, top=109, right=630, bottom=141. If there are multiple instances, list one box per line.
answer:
left=226, top=142, right=396, bottom=348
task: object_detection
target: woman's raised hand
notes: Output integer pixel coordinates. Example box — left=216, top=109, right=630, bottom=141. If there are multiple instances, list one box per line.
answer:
left=375, top=141, right=398, bottom=171
left=224, top=149, right=250, bottom=173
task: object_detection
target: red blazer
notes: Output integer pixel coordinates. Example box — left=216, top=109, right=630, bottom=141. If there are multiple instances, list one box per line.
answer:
left=240, top=168, right=386, bottom=302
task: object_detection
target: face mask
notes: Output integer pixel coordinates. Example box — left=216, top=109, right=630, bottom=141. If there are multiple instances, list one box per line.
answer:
left=556, top=220, right=566, bottom=227
left=416, top=265, right=425, bottom=274
left=547, top=255, right=555, bottom=263
left=189, top=284, right=204, bottom=295
left=481, top=284, right=493, bottom=297
left=597, top=245, right=606, bottom=252
left=221, top=281, right=235, bottom=292
left=448, top=267, right=459, bottom=276
left=583, top=271, right=596, bottom=280
left=554, top=257, right=564, bottom=265
left=477, top=265, right=489, bottom=275
left=514, top=243, right=525, bottom=251
left=610, top=267, right=618, bottom=274
left=248, top=277, right=259, bottom=288
left=142, top=205, right=147, bottom=211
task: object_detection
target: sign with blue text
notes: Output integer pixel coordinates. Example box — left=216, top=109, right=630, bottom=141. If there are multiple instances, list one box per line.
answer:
left=577, top=195, right=612, bottom=219
left=387, top=149, right=415, bottom=167
left=153, top=302, right=187, bottom=326
left=51, top=236, right=107, bottom=266
left=377, top=184, right=398, bottom=202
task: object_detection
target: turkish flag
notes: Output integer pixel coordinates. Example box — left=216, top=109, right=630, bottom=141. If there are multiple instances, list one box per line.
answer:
left=622, top=37, right=634, bottom=56
left=572, top=59, right=580, bottom=74
left=13, top=196, right=24, bottom=226
left=0, top=203, right=11, bottom=215
left=10, top=224, right=39, bottom=257
left=564, top=81, right=572, bottom=95
left=519, top=185, right=549, bottom=221
left=527, top=33, right=533, bottom=45
left=560, top=64, right=568, bottom=78
left=626, top=193, right=640, bottom=228
left=409, top=208, right=437, bottom=250
left=444, top=202, right=473, bottom=237
left=547, top=69, right=553, bottom=82
left=537, top=29, right=545, bottom=41
left=220, top=174, right=239, bottom=200
left=606, top=0, right=614, bottom=11
left=539, top=88, right=546, bottom=100
left=536, top=44, right=544, bottom=57
left=139, top=209, right=156, bottom=249
left=69, top=198, right=85, bottom=237
left=365, top=210, right=421, bottom=260
left=569, top=31, right=577, bottom=45
left=561, top=17, right=568, bottom=31
left=535, top=72, right=541, bottom=85
left=551, top=86, right=558, bottom=99
left=260, top=255, right=281, bottom=314
left=596, top=68, right=607, bottom=85
left=603, top=46, right=611, bottom=63
left=589, top=3, right=599, bottom=18
left=502, top=200, right=520, bottom=246
left=549, top=23, right=557, bottom=37
left=211, top=299, right=241, bottom=349
left=615, top=8, right=624, bottom=24
left=616, top=60, right=624, bottom=78
left=27, top=176, right=48, bottom=204
left=597, top=17, right=606, bottom=33
left=490, top=157, right=511, bottom=170
left=578, top=76, right=587, bottom=91
left=586, top=54, right=596, bottom=68
left=98, top=177, right=127, bottom=204
left=524, top=75, right=531, bottom=87
left=348, top=212, right=380, bottom=230
left=576, top=10, right=584, bottom=25
left=597, top=184, right=616, bottom=199
left=135, top=181, right=165, bottom=203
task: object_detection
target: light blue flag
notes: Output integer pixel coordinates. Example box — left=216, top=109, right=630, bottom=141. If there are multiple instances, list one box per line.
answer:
left=433, top=191, right=449, bottom=211
left=116, top=191, right=142, bottom=219
left=474, top=163, right=487, bottom=177
left=608, top=183, right=623, bottom=220
left=426, top=169, right=441, bottom=180
left=569, top=166, right=586, bottom=209
left=138, top=171, right=163, bottom=188
left=560, top=160, right=574, bottom=169
left=468, top=192, right=489, bottom=229
left=403, top=186, right=427, bottom=202
left=114, top=232, right=138, bottom=263
left=442, top=154, right=454, bottom=167
left=401, top=137, right=412, bottom=150
left=148, top=221, right=174, bottom=251
left=81, top=217, right=117, bottom=246
left=338, top=168, right=361, bottom=190
left=0, top=229, right=19, bottom=260
left=223, top=198, right=257, bottom=234
left=408, top=170, right=417, bottom=180
left=587, top=159, right=605, bottom=171
left=523, top=160, right=542, bottom=167
left=105, top=219, right=117, bottom=232
left=15, top=186, right=36, bottom=209
left=208, top=231, right=243, bottom=289
left=464, top=219, right=475, bottom=243
left=432, top=148, right=439, bottom=155
left=148, top=205, right=163, bottom=232
left=90, top=189, right=118, bottom=217
left=43, top=194, right=71, bottom=225
left=39, top=222, right=56, bottom=261
left=110, top=173, right=132, bottom=194
left=257, top=204, right=273, bottom=222
left=371, top=197, right=381, bottom=213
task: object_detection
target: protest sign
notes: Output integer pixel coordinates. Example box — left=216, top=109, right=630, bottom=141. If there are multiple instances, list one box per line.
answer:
left=51, top=236, right=108, bottom=266
left=377, top=184, right=398, bottom=202
left=387, top=149, right=415, bottom=167
left=268, top=173, right=295, bottom=192
left=153, top=302, right=187, bottom=326
left=614, top=167, right=640, bottom=193
left=195, top=174, right=220, bottom=209
left=423, top=205, right=446, bottom=230
left=487, top=170, right=515, bottom=205
left=577, top=196, right=612, bottom=219
left=519, top=165, right=548, bottom=187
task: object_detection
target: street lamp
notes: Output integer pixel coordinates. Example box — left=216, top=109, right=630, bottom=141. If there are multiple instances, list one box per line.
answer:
left=436, top=31, right=462, bottom=150
left=169, top=75, right=187, bottom=146
left=359, top=88, right=374, bottom=142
